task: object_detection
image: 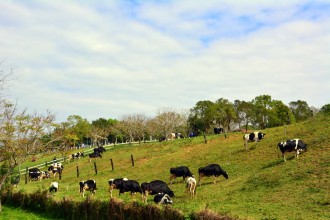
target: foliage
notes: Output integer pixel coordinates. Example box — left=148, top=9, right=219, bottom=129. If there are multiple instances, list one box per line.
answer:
left=289, top=100, right=313, bottom=122
left=320, top=104, right=330, bottom=114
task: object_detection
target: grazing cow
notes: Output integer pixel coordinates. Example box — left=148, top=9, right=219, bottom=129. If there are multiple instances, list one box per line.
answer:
left=89, top=151, right=102, bottom=162
left=198, top=164, right=228, bottom=186
left=159, top=136, right=166, bottom=142
left=169, top=133, right=176, bottom=140
left=214, top=127, right=224, bottom=134
left=79, top=180, right=97, bottom=197
left=115, top=180, right=143, bottom=198
left=28, top=168, right=45, bottom=181
left=243, top=131, right=266, bottom=150
left=169, top=166, right=193, bottom=184
left=278, top=139, right=307, bottom=162
left=186, top=176, right=197, bottom=197
left=48, top=164, right=63, bottom=179
left=71, top=152, right=85, bottom=161
left=154, top=193, right=173, bottom=205
left=49, top=182, right=59, bottom=193
left=108, top=178, right=128, bottom=197
left=141, top=180, right=174, bottom=203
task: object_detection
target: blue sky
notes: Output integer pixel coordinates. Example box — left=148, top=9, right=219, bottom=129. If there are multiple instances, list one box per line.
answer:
left=1, top=0, right=329, bottom=122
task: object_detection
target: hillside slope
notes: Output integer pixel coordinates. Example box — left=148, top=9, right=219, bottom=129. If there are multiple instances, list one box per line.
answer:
left=15, top=115, right=330, bottom=219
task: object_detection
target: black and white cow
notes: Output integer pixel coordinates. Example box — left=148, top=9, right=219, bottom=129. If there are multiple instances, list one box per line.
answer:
left=186, top=176, right=197, bottom=197
left=79, top=180, right=97, bottom=197
left=71, top=152, right=84, bottom=161
left=169, top=166, right=193, bottom=184
left=278, top=139, right=307, bottom=161
left=175, top=133, right=184, bottom=139
left=214, top=127, right=224, bottom=134
left=141, top=180, right=174, bottom=203
left=88, top=151, right=102, bottom=162
left=108, top=178, right=128, bottom=197
left=48, top=163, right=63, bottom=178
left=243, top=131, right=266, bottom=150
left=49, top=182, right=59, bottom=193
left=154, top=193, right=173, bottom=205
left=198, top=164, right=228, bottom=186
left=28, top=168, right=46, bottom=181
left=109, top=179, right=143, bottom=199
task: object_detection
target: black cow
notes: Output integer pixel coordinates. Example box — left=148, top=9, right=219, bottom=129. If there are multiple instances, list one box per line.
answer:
left=169, top=166, right=193, bottom=184
left=94, top=146, right=106, bottom=153
left=214, top=127, right=224, bottom=134
left=159, top=136, right=166, bottom=142
left=154, top=193, right=173, bottom=205
left=243, top=131, right=266, bottom=150
left=79, top=180, right=97, bottom=197
left=28, top=168, right=45, bottom=181
left=198, top=164, right=228, bottom=186
left=108, top=178, right=128, bottom=197
left=89, top=151, right=102, bottom=162
left=117, top=180, right=143, bottom=198
left=141, top=180, right=174, bottom=203
left=278, top=139, right=307, bottom=161
left=49, top=182, right=59, bottom=193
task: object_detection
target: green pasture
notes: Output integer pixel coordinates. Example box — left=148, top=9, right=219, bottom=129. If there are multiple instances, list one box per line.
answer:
left=11, top=114, right=330, bottom=219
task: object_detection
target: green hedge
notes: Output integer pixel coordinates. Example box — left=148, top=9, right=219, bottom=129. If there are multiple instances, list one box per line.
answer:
left=1, top=190, right=236, bottom=220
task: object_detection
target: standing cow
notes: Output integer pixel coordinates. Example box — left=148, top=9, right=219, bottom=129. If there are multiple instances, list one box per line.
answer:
left=278, top=139, right=307, bottom=161
left=186, top=176, right=197, bottom=197
left=243, top=131, right=266, bottom=150
left=198, top=164, right=228, bottom=186
left=79, top=180, right=97, bottom=197
left=169, top=166, right=193, bottom=184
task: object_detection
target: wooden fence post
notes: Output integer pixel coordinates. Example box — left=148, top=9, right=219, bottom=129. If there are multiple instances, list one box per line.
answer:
left=110, top=159, right=114, bottom=171
left=94, top=162, right=97, bottom=174
left=25, top=167, right=28, bottom=184
left=77, top=166, right=79, bottom=178
left=203, top=131, right=207, bottom=144
left=131, top=155, right=134, bottom=167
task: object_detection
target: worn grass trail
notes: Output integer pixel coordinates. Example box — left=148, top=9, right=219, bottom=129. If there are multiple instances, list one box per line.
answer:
left=15, top=115, right=330, bottom=219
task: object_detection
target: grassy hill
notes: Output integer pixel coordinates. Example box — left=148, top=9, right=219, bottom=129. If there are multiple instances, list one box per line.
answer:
left=13, top=114, right=330, bottom=219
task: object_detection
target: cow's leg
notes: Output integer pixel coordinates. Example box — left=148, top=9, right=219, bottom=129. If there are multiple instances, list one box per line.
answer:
left=244, top=140, right=248, bottom=150
left=283, top=153, right=286, bottom=162
left=169, top=174, right=175, bottom=184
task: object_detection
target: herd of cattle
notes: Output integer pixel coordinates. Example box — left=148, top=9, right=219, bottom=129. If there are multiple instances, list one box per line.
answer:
left=26, top=130, right=307, bottom=205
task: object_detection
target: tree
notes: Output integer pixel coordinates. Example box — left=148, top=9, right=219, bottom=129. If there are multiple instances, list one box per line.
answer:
left=91, top=118, right=112, bottom=145
left=289, top=100, right=313, bottom=122
left=0, top=101, right=56, bottom=211
left=189, top=100, right=215, bottom=134
left=319, top=104, right=330, bottom=115
left=119, top=114, right=147, bottom=144
left=66, top=115, right=91, bottom=147
left=155, top=107, right=182, bottom=141
left=214, top=98, right=236, bottom=131
left=268, top=100, right=295, bottom=127
left=234, top=100, right=254, bottom=131
left=251, top=95, right=272, bottom=129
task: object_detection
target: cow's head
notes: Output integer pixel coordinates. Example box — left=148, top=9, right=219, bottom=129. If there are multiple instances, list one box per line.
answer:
left=258, top=132, right=266, bottom=140
left=223, top=172, right=229, bottom=179
left=157, top=193, right=173, bottom=205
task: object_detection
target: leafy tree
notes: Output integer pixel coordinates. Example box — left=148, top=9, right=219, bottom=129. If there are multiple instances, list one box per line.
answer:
left=319, top=104, right=330, bottom=115
left=119, top=114, right=147, bottom=143
left=289, top=100, right=313, bottom=122
left=66, top=115, right=91, bottom=147
left=234, top=100, right=255, bottom=131
left=268, top=100, right=295, bottom=127
left=189, top=100, right=215, bottom=133
left=251, top=95, right=272, bottom=129
left=214, top=98, right=236, bottom=131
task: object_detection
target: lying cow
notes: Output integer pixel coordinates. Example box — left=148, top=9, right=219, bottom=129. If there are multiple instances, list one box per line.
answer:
left=278, top=139, right=307, bottom=161
left=154, top=193, right=173, bottom=205
left=186, top=176, right=197, bottom=197
left=49, top=182, right=59, bottom=193
left=198, top=164, right=228, bottom=186
left=141, top=180, right=174, bottom=203
left=169, top=166, right=193, bottom=184
left=243, top=131, right=266, bottom=150
left=79, top=180, right=97, bottom=197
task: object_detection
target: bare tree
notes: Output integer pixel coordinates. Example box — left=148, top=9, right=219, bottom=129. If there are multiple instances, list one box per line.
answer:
left=0, top=101, right=56, bottom=211
left=119, top=114, right=147, bottom=144
left=155, top=107, right=182, bottom=141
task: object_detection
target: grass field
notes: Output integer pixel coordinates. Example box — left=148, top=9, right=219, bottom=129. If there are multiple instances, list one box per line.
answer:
left=10, top=114, right=330, bottom=219
left=0, top=205, right=62, bottom=220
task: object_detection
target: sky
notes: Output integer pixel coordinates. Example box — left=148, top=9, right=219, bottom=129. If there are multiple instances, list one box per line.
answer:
left=1, top=0, right=329, bottom=123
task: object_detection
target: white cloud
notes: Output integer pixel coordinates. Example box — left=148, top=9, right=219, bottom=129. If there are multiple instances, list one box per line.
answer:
left=1, top=0, right=329, bottom=122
